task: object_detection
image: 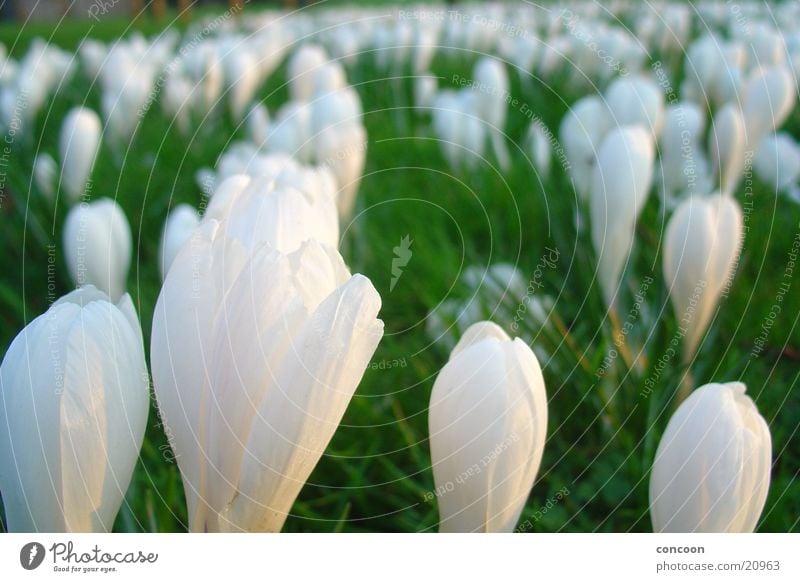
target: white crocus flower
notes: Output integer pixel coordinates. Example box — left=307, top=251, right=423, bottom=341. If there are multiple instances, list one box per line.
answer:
left=159, top=203, right=200, bottom=281
left=287, top=44, right=329, bottom=103
left=709, top=103, right=747, bottom=197
left=741, top=65, right=795, bottom=146
left=33, top=152, right=57, bottom=200
left=151, top=218, right=383, bottom=532
left=429, top=321, right=548, bottom=533
left=0, top=286, right=149, bottom=532
left=663, top=193, right=743, bottom=362
left=58, top=107, right=102, bottom=203
left=63, top=198, right=132, bottom=301
left=605, top=75, right=665, bottom=138
left=650, top=382, right=771, bottom=533
left=560, top=95, right=612, bottom=200
left=590, top=125, right=655, bottom=307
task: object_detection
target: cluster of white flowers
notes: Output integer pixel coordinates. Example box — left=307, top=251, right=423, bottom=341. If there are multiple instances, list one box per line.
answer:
left=0, top=0, right=792, bottom=534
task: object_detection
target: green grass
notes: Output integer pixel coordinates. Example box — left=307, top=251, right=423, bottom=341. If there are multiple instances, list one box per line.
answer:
left=0, top=19, right=798, bottom=533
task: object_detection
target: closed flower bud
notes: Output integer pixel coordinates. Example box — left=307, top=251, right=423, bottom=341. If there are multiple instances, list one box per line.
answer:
left=33, top=152, right=57, bottom=200
left=590, top=125, right=655, bottom=306
left=527, top=121, right=552, bottom=179
left=315, top=123, right=367, bottom=219
left=754, top=132, right=800, bottom=191
left=709, top=103, right=747, bottom=196
left=605, top=75, right=665, bottom=137
left=159, top=203, right=200, bottom=281
left=0, top=286, right=149, bottom=532
left=415, top=74, right=438, bottom=112
left=650, top=382, right=771, bottom=532
left=225, top=50, right=260, bottom=121
left=58, top=107, right=101, bottom=203
left=287, top=44, right=329, bottom=103
left=151, top=220, right=383, bottom=532
left=63, top=198, right=132, bottom=301
left=473, top=58, right=510, bottom=171
left=560, top=95, right=612, bottom=200
left=663, top=193, right=742, bottom=362
left=246, top=102, right=270, bottom=146
left=429, top=321, right=548, bottom=532
left=659, top=102, right=712, bottom=197
left=742, top=65, right=795, bottom=145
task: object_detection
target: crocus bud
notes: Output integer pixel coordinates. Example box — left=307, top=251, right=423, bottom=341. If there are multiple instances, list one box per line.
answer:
left=63, top=197, right=132, bottom=301
left=754, top=132, right=800, bottom=191
left=473, top=58, right=510, bottom=171
left=605, top=75, right=665, bottom=137
left=186, top=43, right=223, bottom=114
left=527, top=121, right=552, bottom=178
left=100, top=54, right=153, bottom=144
left=313, top=62, right=347, bottom=95
left=159, top=203, right=200, bottom=281
left=663, top=193, right=743, bottom=362
left=709, top=103, right=746, bottom=196
left=315, top=123, right=367, bottom=219
left=310, top=86, right=362, bottom=136
left=225, top=50, right=260, bottom=121
left=246, top=102, right=270, bottom=146
left=681, top=35, right=723, bottom=106
left=560, top=95, right=612, bottom=199
left=649, top=382, right=771, bottom=532
left=287, top=44, right=328, bottom=102
left=163, top=72, right=194, bottom=136
left=659, top=102, right=712, bottom=197
left=414, top=74, right=438, bottom=112
left=429, top=321, right=548, bottom=533
left=0, top=286, right=149, bottom=532
left=741, top=66, right=795, bottom=145
left=33, top=152, right=57, bottom=200
left=58, top=107, right=101, bottom=202
left=590, top=125, right=655, bottom=306
left=267, top=101, right=312, bottom=164
left=216, top=175, right=339, bottom=253
left=151, top=223, right=383, bottom=532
